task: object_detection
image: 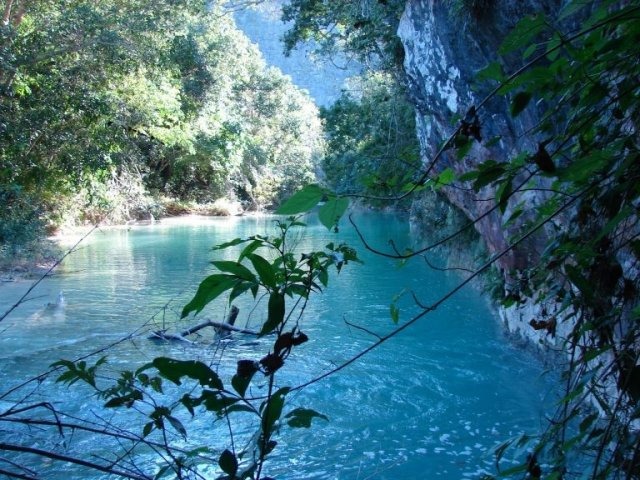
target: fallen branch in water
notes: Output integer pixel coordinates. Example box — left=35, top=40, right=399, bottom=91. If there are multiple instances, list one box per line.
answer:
left=148, top=306, right=259, bottom=342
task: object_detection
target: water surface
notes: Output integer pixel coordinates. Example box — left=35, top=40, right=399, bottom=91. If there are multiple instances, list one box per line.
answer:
left=0, top=213, right=555, bottom=479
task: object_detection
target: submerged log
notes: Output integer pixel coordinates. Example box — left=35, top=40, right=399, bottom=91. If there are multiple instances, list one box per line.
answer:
left=148, top=306, right=258, bottom=342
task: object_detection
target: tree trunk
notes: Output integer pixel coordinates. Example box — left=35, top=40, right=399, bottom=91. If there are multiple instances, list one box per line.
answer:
left=2, top=0, right=14, bottom=26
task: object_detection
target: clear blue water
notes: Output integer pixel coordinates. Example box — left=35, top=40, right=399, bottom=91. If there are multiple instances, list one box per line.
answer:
left=0, top=212, right=555, bottom=479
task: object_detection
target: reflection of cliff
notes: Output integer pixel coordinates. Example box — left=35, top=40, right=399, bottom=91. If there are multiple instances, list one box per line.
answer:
left=232, top=1, right=354, bottom=106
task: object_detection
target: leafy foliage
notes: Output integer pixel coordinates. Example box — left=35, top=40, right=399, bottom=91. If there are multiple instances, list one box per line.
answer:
left=321, top=72, right=420, bottom=198
left=443, top=2, right=640, bottom=477
left=0, top=0, right=323, bottom=245
left=281, top=0, right=407, bottom=71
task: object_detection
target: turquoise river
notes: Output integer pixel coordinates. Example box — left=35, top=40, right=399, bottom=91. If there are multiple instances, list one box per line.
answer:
left=0, top=212, right=557, bottom=479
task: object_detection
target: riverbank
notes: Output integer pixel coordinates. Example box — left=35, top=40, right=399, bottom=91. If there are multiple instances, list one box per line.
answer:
left=0, top=207, right=266, bottom=283
left=0, top=239, right=62, bottom=283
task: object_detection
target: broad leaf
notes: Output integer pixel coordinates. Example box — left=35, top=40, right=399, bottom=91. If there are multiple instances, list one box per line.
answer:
left=510, top=91, right=532, bottom=117
left=499, top=13, right=547, bottom=54
left=476, top=61, right=505, bottom=83
left=166, top=415, right=187, bottom=439
left=212, top=261, right=256, bottom=282
left=261, top=388, right=289, bottom=434
left=260, top=292, right=286, bottom=336
left=152, top=358, right=223, bottom=389
left=284, top=408, right=329, bottom=428
left=435, top=167, right=455, bottom=188
left=182, top=274, right=238, bottom=318
left=276, top=184, right=325, bottom=215
left=318, top=197, right=349, bottom=230
left=212, top=238, right=247, bottom=251
left=239, top=239, right=263, bottom=261
left=219, top=449, right=238, bottom=477
left=231, top=374, right=252, bottom=398
left=248, top=253, right=277, bottom=289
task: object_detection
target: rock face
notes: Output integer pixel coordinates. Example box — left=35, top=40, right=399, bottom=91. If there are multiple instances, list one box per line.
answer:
left=397, top=0, right=562, bottom=339
left=233, top=1, right=355, bottom=106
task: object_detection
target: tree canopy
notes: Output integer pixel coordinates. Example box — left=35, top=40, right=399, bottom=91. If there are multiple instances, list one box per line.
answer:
left=0, top=0, right=323, bottom=254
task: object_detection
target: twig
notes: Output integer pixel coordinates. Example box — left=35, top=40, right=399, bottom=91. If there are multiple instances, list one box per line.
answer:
left=344, top=318, right=382, bottom=340
left=0, top=443, right=152, bottom=480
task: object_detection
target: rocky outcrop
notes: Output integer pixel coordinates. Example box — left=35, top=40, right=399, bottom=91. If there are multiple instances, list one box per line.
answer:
left=398, top=0, right=564, bottom=340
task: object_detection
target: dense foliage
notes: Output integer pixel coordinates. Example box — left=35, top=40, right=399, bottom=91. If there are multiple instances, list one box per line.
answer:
left=320, top=71, right=420, bottom=199
left=281, top=0, right=406, bottom=71
left=0, top=0, right=322, bottom=253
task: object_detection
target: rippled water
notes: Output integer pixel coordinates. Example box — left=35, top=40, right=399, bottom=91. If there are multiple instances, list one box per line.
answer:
left=0, top=212, right=556, bottom=479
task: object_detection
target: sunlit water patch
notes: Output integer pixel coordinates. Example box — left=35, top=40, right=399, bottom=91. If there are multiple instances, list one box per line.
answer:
left=0, top=213, right=557, bottom=479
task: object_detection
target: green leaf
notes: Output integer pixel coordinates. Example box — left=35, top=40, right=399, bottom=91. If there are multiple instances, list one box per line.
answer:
left=152, top=358, right=223, bottom=389
left=558, top=150, right=613, bottom=184
left=212, top=238, right=247, bottom=251
left=390, top=303, right=400, bottom=324
left=565, top=265, right=594, bottom=301
left=201, top=391, right=240, bottom=414
left=495, top=176, right=513, bottom=213
left=276, top=184, right=325, bottom=215
left=594, top=205, right=633, bottom=243
left=317, top=268, right=329, bottom=287
left=219, top=449, right=238, bottom=477
left=247, top=253, right=277, bottom=289
left=546, top=32, right=562, bottom=61
left=476, top=61, right=505, bottom=83
left=260, top=292, right=286, bottom=336
left=473, top=162, right=506, bottom=190
left=239, top=239, right=263, bottom=261
left=559, top=0, right=590, bottom=20
left=499, top=13, right=547, bottom=55
left=261, top=388, right=289, bottom=434
left=579, top=413, right=598, bottom=434
left=435, top=167, right=455, bottom=187
left=284, top=408, right=329, bottom=428
left=212, top=261, right=256, bottom=282
left=143, top=422, right=154, bottom=437
left=624, top=366, right=640, bottom=403
left=231, top=374, right=252, bottom=398
left=455, top=136, right=473, bottom=160
left=182, top=274, right=238, bottom=318
left=104, top=391, right=143, bottom=408
left=318, top=197, right=349, bottom=230
left=229, top=281, right=254, bottom=304
left=166, top=415, right=187, bottom=439
left=522, top=43, right=538, bottom=60
left=510, top=91, right=532, bottom=117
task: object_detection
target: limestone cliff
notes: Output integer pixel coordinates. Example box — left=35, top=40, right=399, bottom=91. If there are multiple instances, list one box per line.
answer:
left=398, top=0, right=565, bottom=341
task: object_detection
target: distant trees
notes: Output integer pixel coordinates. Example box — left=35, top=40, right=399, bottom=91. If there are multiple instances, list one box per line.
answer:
left=321, top=71, right=419, bottom=198
left=0, top=0, right=322, bottom=253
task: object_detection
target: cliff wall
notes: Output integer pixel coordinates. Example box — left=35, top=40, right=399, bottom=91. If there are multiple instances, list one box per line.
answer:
left=397, top=0, right=564, bottom=342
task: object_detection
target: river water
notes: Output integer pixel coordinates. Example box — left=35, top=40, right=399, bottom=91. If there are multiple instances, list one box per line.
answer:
left=0, top=212, right=556, bottom=479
